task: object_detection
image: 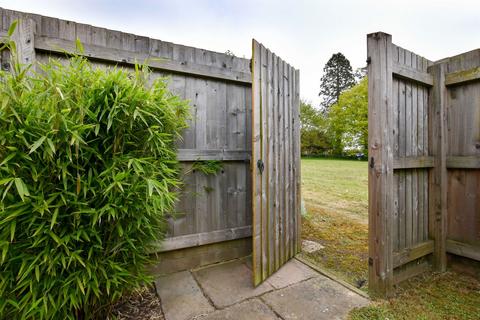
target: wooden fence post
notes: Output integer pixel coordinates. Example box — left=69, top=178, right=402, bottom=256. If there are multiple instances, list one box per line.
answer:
left=428, top=63, right=447, bottom=272
left=367, top=32, right=394, bottom=297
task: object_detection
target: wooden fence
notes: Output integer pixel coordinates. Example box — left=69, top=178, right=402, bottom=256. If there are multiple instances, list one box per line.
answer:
left=0, top=8, right=254, bottom=269
left=368, top=32, right=480, bottom=296
left=1, top=9, right=302, bottom=277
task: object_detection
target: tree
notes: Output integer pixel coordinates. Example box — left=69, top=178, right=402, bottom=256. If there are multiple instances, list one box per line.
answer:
left=319, top=53, right=356, bottom=112
left=328, top=77, right=368, bottom=155
left=300, top=100, right=331, bottom=155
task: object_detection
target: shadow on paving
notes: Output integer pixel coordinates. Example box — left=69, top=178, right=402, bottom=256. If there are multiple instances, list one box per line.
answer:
left=155, top=258, right=368, bottom=320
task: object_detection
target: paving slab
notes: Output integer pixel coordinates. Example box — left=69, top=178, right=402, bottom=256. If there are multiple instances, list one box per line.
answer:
left=155, top=271, right=214, bottom=320
left=196, top=299, right=280, bottom=320
left=265, top=259, right=319, bottom=289
left=192, top=259, right=274, bottom=308
left=302, top=239, right=325, bottom=253
left=261, top=276, right=369, bottom=320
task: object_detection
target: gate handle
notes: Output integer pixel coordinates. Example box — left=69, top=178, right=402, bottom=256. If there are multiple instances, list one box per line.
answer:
left=257, top=159, right=264, bottom=174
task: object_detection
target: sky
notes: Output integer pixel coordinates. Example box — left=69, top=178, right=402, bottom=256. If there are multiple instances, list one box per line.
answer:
left=1, top=0, right=479, bottom=106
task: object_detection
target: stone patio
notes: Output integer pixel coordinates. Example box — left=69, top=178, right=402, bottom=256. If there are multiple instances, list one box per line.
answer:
left=154, top=258, right=369, bottom=320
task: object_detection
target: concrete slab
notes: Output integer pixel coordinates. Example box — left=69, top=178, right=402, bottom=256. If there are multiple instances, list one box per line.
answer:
left=266, top=259, right=319, bottom=289
left=196, top=299, right=280, bottom=320
left=155, top=271, right=214, bottom=320
left=261, top=277, right=369, bottom=320
left=193, top=260, right=274, bottom=308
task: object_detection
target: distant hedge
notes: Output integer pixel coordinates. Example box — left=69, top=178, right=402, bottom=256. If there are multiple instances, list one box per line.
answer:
left=0, top=37, right=189, bottom=319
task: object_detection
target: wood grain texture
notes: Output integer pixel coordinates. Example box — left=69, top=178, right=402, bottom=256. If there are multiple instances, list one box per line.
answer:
left=392, top=61, right=434, bottom=86
left=429, top=62, right=448, bottom=272
left=391, top=44, right=431, bottom=257
left=393, top=240, right=434, bottom=268
left=34, top=35, right=251, bottom=84
left=154, top=226, right=252, bottom=252
left=446, top=239, right=480, bottom=262
left=370, top=36, right=436, bottom=296
left=251, top=40, right=300, bottom=286
left=367, top=32, right=395, bottom=297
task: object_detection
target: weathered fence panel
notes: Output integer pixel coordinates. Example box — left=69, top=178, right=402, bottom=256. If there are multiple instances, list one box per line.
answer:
left=368, top=32, right=480, bottom=296
left=252, top=40, right=301, bottom=286
left=0, top=8, right=253, bottom=263
left=444, top=50, right=480, bottom=263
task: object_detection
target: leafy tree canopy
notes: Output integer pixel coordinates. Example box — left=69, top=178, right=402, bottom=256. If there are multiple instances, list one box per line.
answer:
left=328, top=77, right=368, bottom=155
left=300, top=101, right=331, bottom=155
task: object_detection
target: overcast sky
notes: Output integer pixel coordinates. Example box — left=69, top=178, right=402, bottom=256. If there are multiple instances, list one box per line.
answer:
left=1, top=0, right=479, bottom=106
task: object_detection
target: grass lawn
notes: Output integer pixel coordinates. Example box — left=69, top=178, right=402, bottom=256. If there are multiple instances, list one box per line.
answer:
left=300, top=157, right=480, bottom=320
left=301, top=158, right=368, bottom=287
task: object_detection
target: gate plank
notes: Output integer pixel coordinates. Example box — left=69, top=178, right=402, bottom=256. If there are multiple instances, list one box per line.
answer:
left=252, top=40, right=262, bottom=285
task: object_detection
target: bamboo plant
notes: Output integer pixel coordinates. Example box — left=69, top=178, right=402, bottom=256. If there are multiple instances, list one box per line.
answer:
left=0, top=25, right=189, bottom=319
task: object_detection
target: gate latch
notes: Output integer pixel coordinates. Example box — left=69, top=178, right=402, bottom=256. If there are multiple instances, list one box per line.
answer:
left=257, top=159, right=264, bottom=174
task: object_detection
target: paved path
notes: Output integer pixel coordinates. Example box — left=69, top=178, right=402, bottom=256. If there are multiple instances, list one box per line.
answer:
left=155, top=258, right=369, bottom=320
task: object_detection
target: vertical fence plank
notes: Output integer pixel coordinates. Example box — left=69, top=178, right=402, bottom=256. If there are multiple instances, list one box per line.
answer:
left=428, top=63, right=447, bottom=271
left=284, top=63, right=292, bottom=263
left=367, top=32, right=394, bottom=297
left=252, top=40, right=263, bottom=285
left=398, top=47, right=407, bottom=251
left=392, top=46, right=400, bottom=252
left=265, top=48, right=274, bottom=275
left=259, top=44, right=269, bottom=280
left=272, top=53, right=280, bottom=271
left=294, top=68, right=301, bottom=253
left=278, top=59, right=286, bottom=266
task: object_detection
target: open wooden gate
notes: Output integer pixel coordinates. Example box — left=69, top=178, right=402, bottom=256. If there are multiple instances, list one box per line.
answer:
left=251, top=40, right=301, bottom=286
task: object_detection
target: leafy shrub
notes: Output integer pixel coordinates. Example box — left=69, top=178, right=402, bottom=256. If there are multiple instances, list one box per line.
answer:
left=0, top=36, right=189, bottom=319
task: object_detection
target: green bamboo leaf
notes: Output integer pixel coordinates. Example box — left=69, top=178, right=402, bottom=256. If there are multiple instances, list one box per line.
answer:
left=29, top=136, right=46, bottom=154
left=46, top=138, right=56, bottom=154
left=77, top=278, right=85, bottom=295
left=1, top=242, right=8, bottom=264
left=50, top=208, right=59, bottom=230
left=1, top=96, right=9, bottom=110
left=48, top=231, right=61, bottom=245
left=6, top=299, right=19, bottom=309
left=8, top=40, right=16, bottom=54
left=0, top=177, right=14, bottom=185
left=75, top=38, right=84, bottom=53
left=7, top=20, right=18, bottom=37
left=35, top=265, right=40, bottom=282
left=10, top=221, right=16, bottom=242
left=14, top=178, right=29, bottom=201
left=0, top=153, right=16, bottom=167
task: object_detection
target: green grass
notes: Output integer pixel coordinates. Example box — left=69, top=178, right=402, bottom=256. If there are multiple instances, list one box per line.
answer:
left=349, top=272, right=480, bottom=320
left=301, top=158, right=369, bottom=287
left=300, top=158, right=480, bottom=319
left=301, top=158, right=368, bottom=221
